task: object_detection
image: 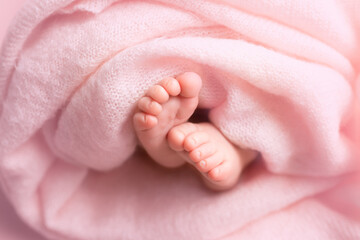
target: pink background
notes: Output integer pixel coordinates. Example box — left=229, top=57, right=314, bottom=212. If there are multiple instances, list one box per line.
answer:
left=0, top=1, right=45, bottom=239
left=0, top=0, right=27, bottom=43
left=0, top=1, right=358, bottom=239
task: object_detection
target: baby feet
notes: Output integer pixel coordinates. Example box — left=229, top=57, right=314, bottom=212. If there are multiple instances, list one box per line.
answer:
left=133, top=72, right=256, bottom=191
left=168, top=122, right=256, bottom=190
left=133, top=72, right=202, bottom=168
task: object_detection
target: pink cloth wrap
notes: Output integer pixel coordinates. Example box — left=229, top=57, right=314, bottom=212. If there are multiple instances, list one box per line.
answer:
left=0, top=0, right=359, bottom=239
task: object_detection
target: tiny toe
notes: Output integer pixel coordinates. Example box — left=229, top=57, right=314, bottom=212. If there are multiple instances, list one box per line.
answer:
left=195, top=152, right=223, bottom=173
left=189, top=142, right=216, bottom=163
left=147, top=85, right=169, bottom=103
left=207, top=160, right=233, bottom=182
left=207, top=166, right=223, bottom=182
left=167, top=122, right=199, bottom=151
left=183, top=131, right=209, bottom=152
left=176, top=72, right=202, bottom=98
left=138, top=97, right=162, bottom=115
left=160, top=77, right=181, bottom=96
left=133, top=112, right=158, bottom=131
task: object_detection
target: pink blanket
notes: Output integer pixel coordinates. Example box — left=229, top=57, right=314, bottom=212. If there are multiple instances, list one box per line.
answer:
left=0, top=0, right=359, bottom=239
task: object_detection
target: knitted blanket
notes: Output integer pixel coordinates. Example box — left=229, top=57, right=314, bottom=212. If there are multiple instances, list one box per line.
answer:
left=0, top=0, right=359, bottom=239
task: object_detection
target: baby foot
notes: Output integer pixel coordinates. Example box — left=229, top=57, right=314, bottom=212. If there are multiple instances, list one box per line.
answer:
left=167, top=122, right=257, bottom=191
left=133, top=72, right=202, bottom=168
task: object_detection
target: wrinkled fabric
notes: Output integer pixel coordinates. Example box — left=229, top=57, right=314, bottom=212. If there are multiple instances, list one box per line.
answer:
left=0, top=0, right=359, bottom=239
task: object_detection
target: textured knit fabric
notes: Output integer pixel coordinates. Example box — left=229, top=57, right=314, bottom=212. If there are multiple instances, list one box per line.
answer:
left=0, top=0, right=359, bottom=239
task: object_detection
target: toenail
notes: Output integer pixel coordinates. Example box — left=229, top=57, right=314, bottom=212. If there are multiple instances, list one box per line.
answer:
left=196, top=151, right=201, bottom=159
left=199, top=160, right=206, bottom=168
left=190, top=137, right=197, bottom=146
left=165, top=78, right=174, bottom=88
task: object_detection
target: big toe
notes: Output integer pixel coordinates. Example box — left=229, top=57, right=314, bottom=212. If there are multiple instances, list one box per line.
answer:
left=176, top=72, right=202, bottom=98
left=167, top=122, right=199, bottom=151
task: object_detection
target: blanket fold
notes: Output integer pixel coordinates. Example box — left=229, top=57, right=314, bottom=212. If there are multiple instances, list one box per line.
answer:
left=0, top=0, right=359, bottom=239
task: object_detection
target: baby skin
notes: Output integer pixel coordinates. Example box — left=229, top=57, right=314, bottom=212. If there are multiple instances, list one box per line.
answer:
left=133, top=72, right=257, bottom=191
